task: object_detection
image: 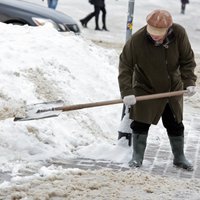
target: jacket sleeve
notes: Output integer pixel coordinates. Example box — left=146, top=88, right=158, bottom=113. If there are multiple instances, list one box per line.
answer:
left=118, top=38, right=136, bottom=98
left=179, top=28, right=197, bottom=88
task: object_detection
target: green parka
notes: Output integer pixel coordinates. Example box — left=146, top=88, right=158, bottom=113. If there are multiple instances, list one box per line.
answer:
left=118, top=23, right=197, bottom=125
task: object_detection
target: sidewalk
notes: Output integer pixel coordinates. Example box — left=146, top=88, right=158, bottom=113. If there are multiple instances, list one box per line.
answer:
left=48, top=135, right=199, bottom=180
left=47, top=114, right=200, bottom=179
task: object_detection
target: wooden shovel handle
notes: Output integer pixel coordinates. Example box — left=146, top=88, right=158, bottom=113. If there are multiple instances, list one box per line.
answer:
left=58, top=90, right=187, bottom=112
left=136, top=90, right=187, bottom=101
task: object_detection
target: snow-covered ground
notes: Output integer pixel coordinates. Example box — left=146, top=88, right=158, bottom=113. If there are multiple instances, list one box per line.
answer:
left=0, top=0, right=200, bottom=199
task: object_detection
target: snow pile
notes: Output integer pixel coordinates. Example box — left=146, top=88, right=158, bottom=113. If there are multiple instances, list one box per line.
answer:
left=0, top=23, right=124, bottom=177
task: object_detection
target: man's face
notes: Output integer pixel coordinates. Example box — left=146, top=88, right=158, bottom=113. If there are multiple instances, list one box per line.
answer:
left=150, top=34, right=166, bottom=43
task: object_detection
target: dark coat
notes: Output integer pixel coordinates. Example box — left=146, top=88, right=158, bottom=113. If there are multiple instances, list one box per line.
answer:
left=93, top=0, right=105, bottom=7
left=181, top=0, right=189, bottom=4
left=118, top=23, right=196, bottom=125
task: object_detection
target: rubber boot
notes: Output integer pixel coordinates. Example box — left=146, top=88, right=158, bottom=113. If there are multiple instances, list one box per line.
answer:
left=118, top=132, right=132, bottom=146
left=129, top=133, right=148, bottom=167
left=168, top=135, right=193, bottom=171
left=118, top=105, right=132, bottom=146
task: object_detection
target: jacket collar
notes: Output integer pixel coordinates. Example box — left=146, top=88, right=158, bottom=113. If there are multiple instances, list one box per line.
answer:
left=146, top=26, right=175, bottom=48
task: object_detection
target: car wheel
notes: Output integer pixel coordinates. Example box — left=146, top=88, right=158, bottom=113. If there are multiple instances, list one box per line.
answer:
left=9, top=21, right=25, bottom=26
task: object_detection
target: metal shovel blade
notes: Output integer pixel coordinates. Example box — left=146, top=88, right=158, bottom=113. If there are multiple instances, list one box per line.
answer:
left=14, top=100, right=64, bottom=121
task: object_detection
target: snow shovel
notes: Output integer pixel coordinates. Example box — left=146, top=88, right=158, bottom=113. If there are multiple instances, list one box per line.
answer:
left=14, top=90, right=187, bottom=121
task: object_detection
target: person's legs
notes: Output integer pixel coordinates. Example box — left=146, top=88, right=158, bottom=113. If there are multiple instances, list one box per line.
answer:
left=162, top=104, right=193, bottom=171
left=48, top=0, right=57, bottom=9
left=129, top=121, right=150, bottom=167
left=80, top=13, right=95, bottom=28
left=80, top=6, right=96, bottom=28
left=51, top=0, right=58, bottom=9
left=101, top=6, right=108, bottom=31
left=94, top=6, right=101, bottom=30
left=181, top=3, right=186, bottom=14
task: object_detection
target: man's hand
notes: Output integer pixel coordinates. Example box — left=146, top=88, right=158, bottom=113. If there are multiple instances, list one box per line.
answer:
left=186, top=86, right=196, bottom=96
left=123, top=95, right=136, bottom=106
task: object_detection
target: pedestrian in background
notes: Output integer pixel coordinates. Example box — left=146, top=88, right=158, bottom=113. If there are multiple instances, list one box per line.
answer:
left=118, top=9, right=197, bottom=171
left=42, top=0, right=58, bottom=9
left=181, top=0, right=189, bottom=14
left=80, top=0, right=108, bottom=31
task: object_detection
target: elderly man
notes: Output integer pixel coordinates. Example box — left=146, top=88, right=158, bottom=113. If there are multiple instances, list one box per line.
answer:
left=118, top=9, right=197, bottom=171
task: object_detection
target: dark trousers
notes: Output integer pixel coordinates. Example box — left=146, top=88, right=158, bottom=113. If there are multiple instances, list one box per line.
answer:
left=181, top=4, right=186, bottom=13
left=100, top=6, right=107, bottom=28
left=131, top=104, right=184, bottom=137
left=81, top=5, right=106, bottom=29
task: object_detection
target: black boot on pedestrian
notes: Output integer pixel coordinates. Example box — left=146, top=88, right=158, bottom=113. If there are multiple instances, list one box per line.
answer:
left=129, top=133, right=148, bottom=167
left=95, top=27, right=101, bottom=31
left=168, top=135, right=193, bottom=171
left=102, top=26, right=109, bottom=31
left=80, top=19, right=87, bottom=28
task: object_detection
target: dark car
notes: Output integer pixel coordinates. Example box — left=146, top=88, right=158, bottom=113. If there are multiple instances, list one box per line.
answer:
left=0, top=0, right=80, bottom=34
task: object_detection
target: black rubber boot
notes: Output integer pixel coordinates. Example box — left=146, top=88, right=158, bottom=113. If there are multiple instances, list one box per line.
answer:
left=129, top=133, right=148, bottom=167
left=118, top=104, right=132, bottom=146
left=118, top=132, right=132, bottom=146
left=168, top=135, right=193, bottom=171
